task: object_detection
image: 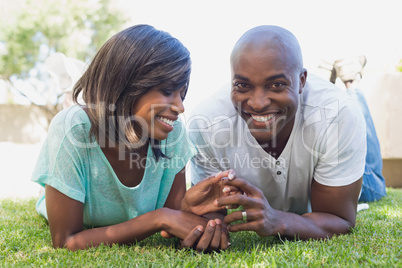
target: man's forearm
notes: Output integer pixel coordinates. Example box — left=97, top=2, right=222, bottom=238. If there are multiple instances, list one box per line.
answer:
left=276, top=210, right=355, bottom=240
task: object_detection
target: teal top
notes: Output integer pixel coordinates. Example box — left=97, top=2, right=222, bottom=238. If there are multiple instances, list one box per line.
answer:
left=32, top=105, right=196, bottom=227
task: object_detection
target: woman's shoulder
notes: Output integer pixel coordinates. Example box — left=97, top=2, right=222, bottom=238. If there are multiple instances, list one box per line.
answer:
left=48, top=105, right=91, bottom=142
left=50, top=105, right=89, bottom=126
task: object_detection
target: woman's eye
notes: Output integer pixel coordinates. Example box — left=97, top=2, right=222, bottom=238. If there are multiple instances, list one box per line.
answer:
left=161, top=89, right=173, bottom=96
left=181, top=92, right=186, bottom=101
left=180, top=89, right=187, bottom=101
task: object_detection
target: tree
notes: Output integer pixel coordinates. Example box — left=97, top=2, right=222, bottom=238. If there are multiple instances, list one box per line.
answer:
left=0, top=0, right=128, bottom=121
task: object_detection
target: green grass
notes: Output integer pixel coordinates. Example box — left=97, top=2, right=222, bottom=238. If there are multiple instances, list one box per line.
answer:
left=1, top=188, right=401, bottom=267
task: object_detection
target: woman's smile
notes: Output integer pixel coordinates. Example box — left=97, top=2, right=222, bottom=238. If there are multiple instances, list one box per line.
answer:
left=156, top=115, right=177, bottom=131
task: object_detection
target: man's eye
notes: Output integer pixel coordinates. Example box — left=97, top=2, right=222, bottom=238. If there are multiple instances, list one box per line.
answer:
left=234, top=82, right=250, bottom=89
left=271, top=82, right=285, bottom=88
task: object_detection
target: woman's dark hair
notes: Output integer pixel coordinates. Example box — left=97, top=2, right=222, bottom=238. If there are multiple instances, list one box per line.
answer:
left=72, top=24, right=191, bottom=160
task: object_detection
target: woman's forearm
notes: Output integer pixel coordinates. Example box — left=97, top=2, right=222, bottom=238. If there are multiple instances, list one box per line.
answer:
left=63, top=208, right=211, bottom=250
left=63, top=208, right=169, bottom=250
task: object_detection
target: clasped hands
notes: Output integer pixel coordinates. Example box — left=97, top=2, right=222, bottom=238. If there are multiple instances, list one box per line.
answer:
left=160, top=170, right=245, bottom=252
left=159, top=170, right=237, bottom=251
left=161, top=170, right=279, bottom=252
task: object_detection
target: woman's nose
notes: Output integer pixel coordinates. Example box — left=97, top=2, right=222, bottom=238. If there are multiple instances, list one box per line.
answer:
left=171, top=93, right=185, bottom=114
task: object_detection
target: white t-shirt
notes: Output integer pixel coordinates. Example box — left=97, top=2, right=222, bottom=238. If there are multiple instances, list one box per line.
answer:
left=188, top=74, right=366, bottom=214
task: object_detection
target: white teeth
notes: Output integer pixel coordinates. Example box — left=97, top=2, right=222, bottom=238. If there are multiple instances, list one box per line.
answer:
left=251, top=114, right=276, bottom=122
left=158, top=116, right=174, bottom=126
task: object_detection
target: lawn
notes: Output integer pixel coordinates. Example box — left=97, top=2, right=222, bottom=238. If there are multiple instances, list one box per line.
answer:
left=1, top=188, right=401, bottom=267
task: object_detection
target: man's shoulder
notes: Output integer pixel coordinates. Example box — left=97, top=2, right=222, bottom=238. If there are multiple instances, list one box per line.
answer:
left=298, top=73, right=364, bottom=137
left=303, top=74, right=346, bottom=100
left=303, top=74, right=350, bottom=106
left=297, top=74, right=365, bottom=150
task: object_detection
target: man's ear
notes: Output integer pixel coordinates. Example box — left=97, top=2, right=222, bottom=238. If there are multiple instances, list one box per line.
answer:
left=299, top=68, right=308, bottom=94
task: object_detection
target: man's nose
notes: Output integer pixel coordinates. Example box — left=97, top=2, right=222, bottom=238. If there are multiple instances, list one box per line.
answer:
left=247, top=89, right=271, bottom=112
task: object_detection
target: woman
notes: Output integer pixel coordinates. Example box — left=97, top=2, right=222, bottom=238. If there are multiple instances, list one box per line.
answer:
left=32, top=24, right=232, bottom=251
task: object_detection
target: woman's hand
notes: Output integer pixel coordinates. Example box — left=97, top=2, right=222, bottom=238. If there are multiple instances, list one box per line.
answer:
left=160, top=209, right=230, bottom=252
left=180, top=170, right=241, bottom=216
left=180, top=218, right=230, bottom=252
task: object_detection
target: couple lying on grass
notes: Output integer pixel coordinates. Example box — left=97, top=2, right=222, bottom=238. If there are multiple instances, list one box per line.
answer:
left=32, top=24, right=386, bottom=252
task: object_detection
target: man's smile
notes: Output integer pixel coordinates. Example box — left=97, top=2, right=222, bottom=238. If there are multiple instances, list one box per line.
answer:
left=242, top=112, right=280, bottom=127
left=250, top=113, right=278, bottom=122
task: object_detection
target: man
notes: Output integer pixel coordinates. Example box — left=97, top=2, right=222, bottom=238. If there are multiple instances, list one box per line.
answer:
left=188, top=25, right=367, bottom=240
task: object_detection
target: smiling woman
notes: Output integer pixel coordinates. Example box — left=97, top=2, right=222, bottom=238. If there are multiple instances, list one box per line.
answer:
left=30, top=24, right=231, bottom=252
left=72, top=24, right=191, bottom=159
left=131, top=84, right=186, bottom=141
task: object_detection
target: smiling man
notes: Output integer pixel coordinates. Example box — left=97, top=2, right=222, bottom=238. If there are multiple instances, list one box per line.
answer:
left=188, top=25, right=367, bottom=240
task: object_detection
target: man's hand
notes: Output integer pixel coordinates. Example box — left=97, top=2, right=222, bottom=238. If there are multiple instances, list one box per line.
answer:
left=215, top=177, right=362, bottom=240
left=214, top=177, right=282, bottom=237
left=181, top=170, right=241, bottom=216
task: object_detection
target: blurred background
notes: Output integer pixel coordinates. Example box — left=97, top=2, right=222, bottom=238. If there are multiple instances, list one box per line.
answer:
left=1, top=0, right=401, bottom=198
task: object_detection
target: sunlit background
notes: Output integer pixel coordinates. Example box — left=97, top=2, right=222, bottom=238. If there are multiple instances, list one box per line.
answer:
left=117, top=0, right=402, bottom=110
left=1, top=0, right=401, bottom=198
